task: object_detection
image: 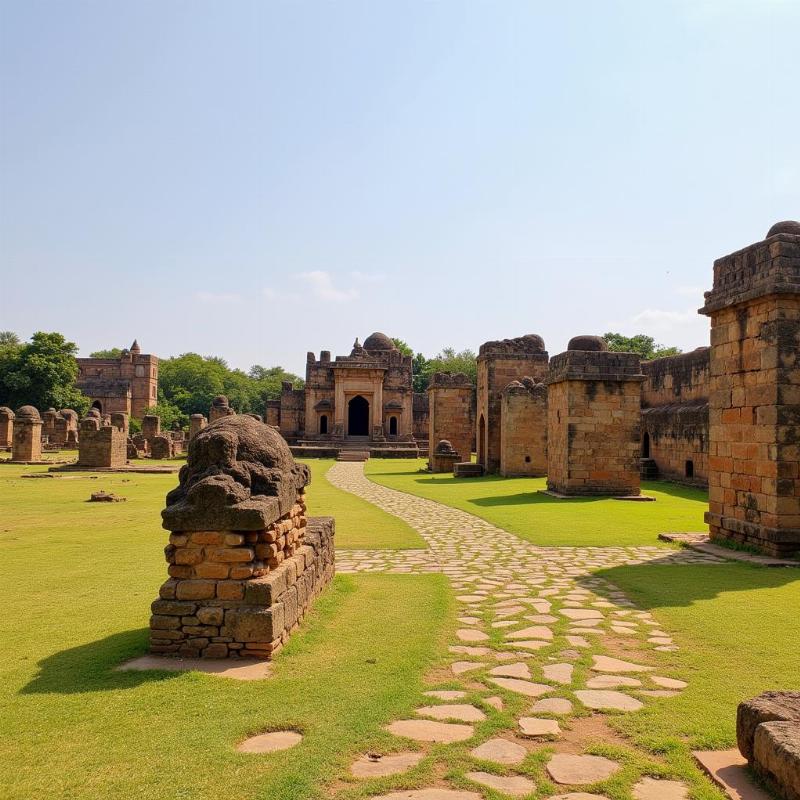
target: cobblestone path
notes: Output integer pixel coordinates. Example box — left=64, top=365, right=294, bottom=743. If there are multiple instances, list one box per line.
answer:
left=328, top=461, right=723, bottom=800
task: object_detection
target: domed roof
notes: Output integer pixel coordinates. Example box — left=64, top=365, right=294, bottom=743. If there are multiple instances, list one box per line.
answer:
left=16, top=405, right=41, bottom=420
left=568, top=335, right=608, bottom=352
left=211, top=395, right=229, bottom=407
left=363, top=332, right=396, bottom=352
left=767, top=220, right=800, bottom=237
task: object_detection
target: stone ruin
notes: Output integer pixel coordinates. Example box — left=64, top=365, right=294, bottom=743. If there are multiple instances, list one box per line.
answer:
left=0, top=407, right=14, bottom=448
left=500, top=377, right=547, bottom=477
left=11, top=406, right=43, bottom=462
left=427, top=372, right=474, bottom=473
left=429, top=439, right=461, bottom=473
left=209, top=395, right=235, bottom=423
left=189, top=413, right=207, bottom=440
left=149, top=415, right=335, bottom=659
left=700, top=221, right=800, bottom=557
left=545, top=336, right=644, bottom=497
left=738, top=691, right=800, bottom=800
left=77, top=411, right=128, bottom=468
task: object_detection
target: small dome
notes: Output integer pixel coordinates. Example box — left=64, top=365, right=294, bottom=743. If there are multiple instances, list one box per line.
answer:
left=212, top=395, right=229, bottom=407
left=16, top=405, right=41, bottom=420
left=0, top=406, right=14, bottom=418
left=363, top=332, right=396, bottom=352
left=568, top=335, right=608, bottom=352
left=86, top=408, right=101, bottom=418
left=767, top=220, right=800, bottom=237
left=435, top=439, right=456, bottom=454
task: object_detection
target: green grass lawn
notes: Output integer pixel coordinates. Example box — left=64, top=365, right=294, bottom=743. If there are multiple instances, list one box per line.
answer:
left=366, top=458, right=708, bottom=547
left=0, top=462, right=449, bottom=800
left=597, top=562, right=800, bottom=751
left=302, top=458, right=426, bottom=549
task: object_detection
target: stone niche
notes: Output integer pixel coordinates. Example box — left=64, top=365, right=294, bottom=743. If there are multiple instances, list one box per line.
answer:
left=11, top=406, right=43, bottom=462
left=77, top=412, right=128, bottom=468
left=500, top=377, right=547, bottom=477
left=149, top=415, right=335, bottom=659
left=427, top=372, right=474, bottom=472
left=0, top=407, right=14, bottom=448
left=545, top=336, right=644, bottom=497
left=700, top=221, right=800, bottom=557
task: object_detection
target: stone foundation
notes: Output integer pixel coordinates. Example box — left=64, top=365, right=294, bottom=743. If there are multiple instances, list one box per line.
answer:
left=151, top=514, right=334, bottom=659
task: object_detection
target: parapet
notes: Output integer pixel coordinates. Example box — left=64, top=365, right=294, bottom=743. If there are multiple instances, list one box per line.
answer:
left=546, top=350, right=644, bottom=384
left=478, top=334, right=547, bottom=359
left=428, top=371, right=473, bottom=389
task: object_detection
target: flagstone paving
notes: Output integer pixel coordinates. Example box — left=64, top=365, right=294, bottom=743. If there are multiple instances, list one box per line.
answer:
left=327, top=462, right=709, bottom=799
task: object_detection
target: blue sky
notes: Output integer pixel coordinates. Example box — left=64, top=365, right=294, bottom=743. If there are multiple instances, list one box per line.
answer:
left=1, top=0, right=798, bottom=375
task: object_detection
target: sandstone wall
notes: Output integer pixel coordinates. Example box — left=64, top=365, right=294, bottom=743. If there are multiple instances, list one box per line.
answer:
left=500, top=378, right=547, bottom=477
left=428, top=373, right=474, bottom=467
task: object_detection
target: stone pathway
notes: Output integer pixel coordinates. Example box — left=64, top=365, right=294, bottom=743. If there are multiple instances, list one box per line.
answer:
left=328, top=462, right=724, bottom=799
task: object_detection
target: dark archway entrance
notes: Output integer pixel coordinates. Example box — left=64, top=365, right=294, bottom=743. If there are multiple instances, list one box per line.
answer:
left=642, top=431, right=650, bottom=458
left=389, top=416, right=398, bottom=436
left=477, top=414, right=486, bottom=466
left=347, top=395, right=369, bottom=436
left=319, top=414, right=328, bottom=435
left=92, top=400, right=103, bottom=412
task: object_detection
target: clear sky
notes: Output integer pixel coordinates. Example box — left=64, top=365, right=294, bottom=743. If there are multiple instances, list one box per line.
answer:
left=1, top=0, right=797, bottom=375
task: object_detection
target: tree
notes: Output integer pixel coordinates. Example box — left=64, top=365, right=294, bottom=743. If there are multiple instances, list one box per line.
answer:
left=411, top=347, right=478, bottom=392
left=89, top=348, right=123, bottom=358
left=0, top=331, right=20, bottom=347
left=391, top=338, right=414, bottom=357
left=0, top=331, right=89, bottom=413
left=143, top=401, right=187, bottom=431
left=603, top=332, right=681, bottom=360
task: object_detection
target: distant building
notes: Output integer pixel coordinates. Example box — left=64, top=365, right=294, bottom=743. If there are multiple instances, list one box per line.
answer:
left=76, top=339, right=158, bottom=420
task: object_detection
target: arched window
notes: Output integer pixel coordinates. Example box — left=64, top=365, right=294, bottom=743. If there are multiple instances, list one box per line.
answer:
left=477, top=414, right=486, bottom=466
left=92, top=400, right=102, bottom=412
left=389, top=416, right=398, bottom=436
left=320, top=414, right=328, bottom=435
left=685, top=459, right=694, bottom=478
left=642, top=432, right=650, bottom=458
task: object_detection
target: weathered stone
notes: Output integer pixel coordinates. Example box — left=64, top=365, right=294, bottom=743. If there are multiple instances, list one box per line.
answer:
left=465, top=771, right=536, bottom=796
left=546, top=754, right=621, bottom=784
left=518, top=717, right=560, bottom=737
left=488, top=678, right=552, bottom=697
left=737, top=691, right=800, bottom=761
left=470, top=737, right=527, bottom=765
left=351, top=752, right=424, bottom=778
left=591, top=655, right=652, bottom=673
left=575, top=690, right=644, bottom=712
left=632, top=777, right=689, bottom=800
left=416, top=704, right=486, bottom=722
left=386, top=719, right=474, bottom=743
left=237, top=730, right=302, bottom=753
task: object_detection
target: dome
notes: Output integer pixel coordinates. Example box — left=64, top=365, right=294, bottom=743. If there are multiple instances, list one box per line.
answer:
left=568, top=335, right=608, bottom=352
left=767, top=220, right=800, bottom=237
left=212, top=395, right=229, bottom=407
left=363, top=332, right=396, bottom=352
left=16, top=405, right=41, bottom=420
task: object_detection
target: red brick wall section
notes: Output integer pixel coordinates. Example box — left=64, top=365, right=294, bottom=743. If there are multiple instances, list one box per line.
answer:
left=500, top=379, right=547, bottom=477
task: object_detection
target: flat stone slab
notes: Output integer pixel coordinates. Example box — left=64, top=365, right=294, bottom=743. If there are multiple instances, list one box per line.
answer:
left=543, top=663, right=574, bottom=685
left=560, top=608, right=603, bottom=620
left=371, top=791, right=481, bottom=800
left=575, top=690, right=644, bottom=712
left=470, top=737, right=527, bottom=765
left=651, top=676, right=687, bottom=689
left=450, top=646, right=491, bottom=656
left=465, top=771, right=536, bottom=796
left=451, top=661, right=487, bottom=675
left=532, top=698, right=573, bottom=715
left=488, top=677, right=553, bottom=697
left=547, top=753, right=621, bottom=784
left=586, top=675, right=642, bottom=689
left=351, top=752, right=424, bottom=778
left=489, top=662, right=531, bottom=679
left=693, top=749, right=773, bottom=800
left=592, top=655, right=652, bottom=673
left=509, top=639, right=550, bottom=650
left=386, top=719, right=474, bottom=743
left=550, top=795, right=610, bottom=800
left=632, top=777, right=689, bottom=799
left=506, top=625, right=553, bottom=641
left=519, top=717, right=561, bottom=737
left=484, top=695, right=503, bottom=710
left=416, top=704, right=486, bottom=722
left=457, top=628, right=490, bottom=642
left=424, top=690, right=467, bottom=700
left=237, top=730, right=302, bottom=753
left=118, top=655, right=270, bottom=681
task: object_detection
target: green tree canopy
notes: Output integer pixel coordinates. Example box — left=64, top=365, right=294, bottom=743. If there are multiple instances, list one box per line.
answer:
left=89, top=348, right=123, bottom=358
left=0, top=331, right=89, bottom=413
left=602, top=332, right=681, bottom=360
left=413, top=347, right=477, bottom=392
left=391, top=338, right=414, bottom=357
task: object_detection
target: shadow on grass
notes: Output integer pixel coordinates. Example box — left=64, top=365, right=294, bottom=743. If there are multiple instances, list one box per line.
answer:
left=470, top=492, right=602, bottom=507
left=641, top=481, right=709, bottom=502
left=585, top=558, right=800, bottom=609
left=21, top=628, right=179, bottom=695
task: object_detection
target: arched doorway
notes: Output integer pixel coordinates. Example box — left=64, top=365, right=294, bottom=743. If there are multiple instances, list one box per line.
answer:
left=319, top=414, right=328, bottom=435
left=477, top=414, right=486, bottom=465
left=347, top=395, right=370, bottom=436
left=389, top=416, right=398, bottom=436
left=92, top=400, right=103, bottom=412
left=642, top=431, right=650, bottom=458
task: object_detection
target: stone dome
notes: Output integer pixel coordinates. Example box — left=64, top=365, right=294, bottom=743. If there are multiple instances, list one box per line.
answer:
left=568, top=335, right=609, bottom=352
left=363, top=332, right=396, bottom=352
left=211, top=395, right=229, bottom=407
left=0, top=407, right=14, bottom=418
left=86, top=408, right=101, bottom=418
left=16, top=405, right=41, bottom=420
left=767, top=220, right=800, bottom=237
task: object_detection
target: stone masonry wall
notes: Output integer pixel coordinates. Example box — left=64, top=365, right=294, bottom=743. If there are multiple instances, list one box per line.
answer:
left=77, top=419, right=127, bottom=468
left=500, top=378, right=547, bottom=477
left=0, top=408, right=13, bottom=448
left=427, top=372, right=474, bottom=470
left=546, top=347, right=644, bottom=496
left=700, top=225, right=800, bottom=556
left=476, top=335, right=549, bottom=473
left=11, top=408, right=42, bottom=462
